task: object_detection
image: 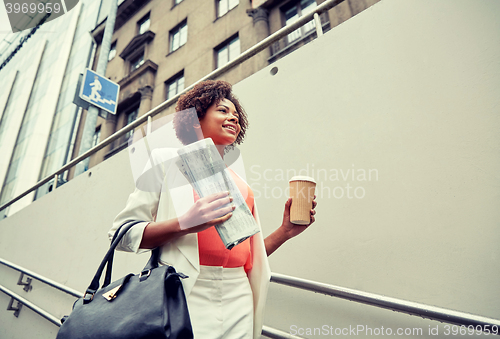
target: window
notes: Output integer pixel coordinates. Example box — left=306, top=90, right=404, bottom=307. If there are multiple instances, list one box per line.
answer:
left=138, top=14, right=150, bottom=35
left=218, top=0, right=238, bottom=17
left=170, top=21, right=188, bottom=52
left=108, top=42, right=116, bottom=61
left=216, top=36, right=240, bottom=69
left=130, top=53, right=145, bottom=72
left=125, top=109, right=138, bottom=140
left=92, top=126, right=101, bottom=147
left=284, top=0, right=317, bottom=43
left=166, top=72, right=185, bottom=100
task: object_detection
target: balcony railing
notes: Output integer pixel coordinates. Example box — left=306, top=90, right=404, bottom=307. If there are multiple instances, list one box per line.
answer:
left=269, top=11, right=331, bottom=63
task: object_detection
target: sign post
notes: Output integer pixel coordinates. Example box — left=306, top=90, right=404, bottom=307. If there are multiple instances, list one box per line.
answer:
left=79, top=69, right=119, bottom=115
left=74, top=0, right=118, bottom=176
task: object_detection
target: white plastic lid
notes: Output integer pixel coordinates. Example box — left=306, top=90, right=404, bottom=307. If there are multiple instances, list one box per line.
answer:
left=289, top=175, right=316, bottom=184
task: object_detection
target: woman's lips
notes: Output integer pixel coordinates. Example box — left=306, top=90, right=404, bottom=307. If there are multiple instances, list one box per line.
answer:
left=223, top=125, right=237, bottom=135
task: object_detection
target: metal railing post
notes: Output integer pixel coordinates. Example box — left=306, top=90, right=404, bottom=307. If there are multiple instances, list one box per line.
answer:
left=314, top=13, right=323, bottom=37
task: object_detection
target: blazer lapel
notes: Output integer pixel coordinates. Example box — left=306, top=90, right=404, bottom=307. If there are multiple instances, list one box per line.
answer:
left=167, top=166, right=200, bottom=273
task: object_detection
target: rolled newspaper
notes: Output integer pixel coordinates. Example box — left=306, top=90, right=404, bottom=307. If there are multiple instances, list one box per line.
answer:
left=176, top=138, right=260, bottom=249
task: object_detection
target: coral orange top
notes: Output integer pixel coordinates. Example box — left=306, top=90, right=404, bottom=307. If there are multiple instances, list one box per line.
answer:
left=194, top=169, right=254, bottom=272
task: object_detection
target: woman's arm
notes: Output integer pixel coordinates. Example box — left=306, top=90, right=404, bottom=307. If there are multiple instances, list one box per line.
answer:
left=139, top=191, right=235, bottom=249
left=264, top=197, right=317, bottom=256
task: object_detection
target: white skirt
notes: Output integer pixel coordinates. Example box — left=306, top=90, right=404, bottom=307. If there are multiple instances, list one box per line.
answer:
left=186, top=266, right=254, bottom=339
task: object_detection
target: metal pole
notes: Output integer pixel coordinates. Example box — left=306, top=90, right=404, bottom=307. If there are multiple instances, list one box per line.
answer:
left=314, top=13, right=323, bottom=37
left=0, top=257, right=82, bottom=297
left=74, top=0, right=118, bottom=176
left=0, top=284, right=62, bottom=326
left=262, top=326, right=305, bottom=339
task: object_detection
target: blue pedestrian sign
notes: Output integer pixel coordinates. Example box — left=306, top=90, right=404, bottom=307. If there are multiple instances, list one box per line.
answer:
left=80, top=69, right=120, bottom=114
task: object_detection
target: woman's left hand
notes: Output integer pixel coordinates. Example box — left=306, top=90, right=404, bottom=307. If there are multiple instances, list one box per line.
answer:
left=280, top=195, right=317, bottom=240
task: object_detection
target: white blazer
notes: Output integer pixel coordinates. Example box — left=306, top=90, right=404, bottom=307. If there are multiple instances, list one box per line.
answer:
left=109, top=148, right=271, bottom=339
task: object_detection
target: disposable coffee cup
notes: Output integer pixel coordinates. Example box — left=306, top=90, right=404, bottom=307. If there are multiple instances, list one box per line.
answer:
left=289, top=176, right=316, bottom=225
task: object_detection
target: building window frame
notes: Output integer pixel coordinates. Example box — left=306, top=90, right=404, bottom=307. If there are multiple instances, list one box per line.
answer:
left=106, top=99, right=140, bottom=159
left=129, top=51, right=145, bottom=73
left=165, top=71, right=185, bottom=100
left=282, top=0, right=317, bottom=44
left=137, top=13, right=151, bottom=35
left=217, top=0, right=239, bottom=18
left=169, top=20, right=188, bottom=53
left=124, top=108, right=139, bottom=141
left=108, top=41, right=117, bottom=61
left=173, top=0, right=183, bottom=7
left=215, top=34, right=240, bottom=69
left=92, top=126, right=101, bottom=147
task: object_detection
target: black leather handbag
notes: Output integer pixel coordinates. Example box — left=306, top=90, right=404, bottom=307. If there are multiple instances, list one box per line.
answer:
left=56, top=221, right=193, bottom=339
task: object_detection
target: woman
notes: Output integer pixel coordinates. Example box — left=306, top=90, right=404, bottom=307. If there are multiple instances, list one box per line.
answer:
left=110, top=80, right=317, bottom=339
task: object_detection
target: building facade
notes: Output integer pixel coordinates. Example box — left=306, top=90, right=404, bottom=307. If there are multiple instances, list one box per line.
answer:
left=0, top=0, right=379, bottom=217
left=70, top=0, right=380, bottom=175
left=0, top=0, right=108, bottom=217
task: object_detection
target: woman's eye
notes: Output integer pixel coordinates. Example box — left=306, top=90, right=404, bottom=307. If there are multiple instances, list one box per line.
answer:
left=218, top=108, right=238, bottom=120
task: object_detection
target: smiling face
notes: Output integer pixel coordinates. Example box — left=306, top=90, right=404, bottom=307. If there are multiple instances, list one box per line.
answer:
left=198, top=98, right=241, bottom=146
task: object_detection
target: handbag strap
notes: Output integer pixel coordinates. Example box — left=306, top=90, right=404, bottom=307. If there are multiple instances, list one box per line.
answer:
left=84, top=221, right=158, bottom=303
left=103, top=222, right=163, bottom=286
left=103, top=224, right=161, bottom=287
left=102, top=221, right=132, bottom=287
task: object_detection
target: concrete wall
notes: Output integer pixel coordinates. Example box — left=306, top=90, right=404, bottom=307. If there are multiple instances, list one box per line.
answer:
left=234, top=0, right=500, bottom=337
left=1, top=0, right=499, bottom=338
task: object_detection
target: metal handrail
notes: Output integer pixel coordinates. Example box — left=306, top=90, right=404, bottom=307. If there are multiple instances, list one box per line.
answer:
left=1, top=0, right=497, bottom=332
left=0, top=257, right=301, bottom=339
left=0, top=282, right=296, bottom=338
left=0, top=284, right=61, bottom=326
left=0, top=0, right=345, bottom=213
left=0, top=259, right=299, bottom=339
left=271, top=273, right=500, bottom=334
left=0, top=258, right=81, bottom=298
left=0, top=258, right=304, bottom=338
left=262, top=326, right=305, bottom=339
left=2, top=257, right=499, bottom=336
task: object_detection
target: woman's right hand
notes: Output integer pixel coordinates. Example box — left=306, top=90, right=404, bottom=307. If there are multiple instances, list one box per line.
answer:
left=139, top=191, right=234, bottom=249
left=178, top=191, right=235, bottom=232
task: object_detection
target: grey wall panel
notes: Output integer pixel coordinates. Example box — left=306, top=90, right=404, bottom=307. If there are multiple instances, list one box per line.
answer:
left=233, top=0, right=500, bottom=336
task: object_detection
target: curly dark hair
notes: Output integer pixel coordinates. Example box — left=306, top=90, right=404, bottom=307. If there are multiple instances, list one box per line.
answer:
left=173, top=80, right=248, bottom=146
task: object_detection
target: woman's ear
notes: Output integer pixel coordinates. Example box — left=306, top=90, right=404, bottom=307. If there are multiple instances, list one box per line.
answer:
left=193, top=123, right=204, bottom=141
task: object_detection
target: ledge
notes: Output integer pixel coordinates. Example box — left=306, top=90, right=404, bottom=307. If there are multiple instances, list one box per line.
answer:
left=268, top=22, right=330, bottom=63
left=119, top=30, right=155, bottom=60
left=92, top=0, right=152, bottom=43
left=118, top=59, right=158, bottom=89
